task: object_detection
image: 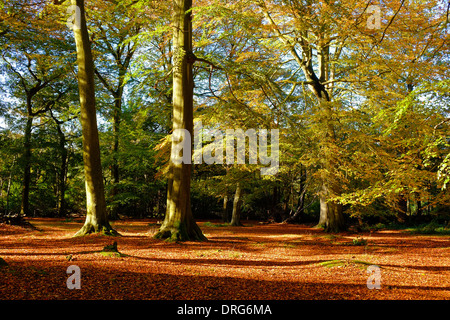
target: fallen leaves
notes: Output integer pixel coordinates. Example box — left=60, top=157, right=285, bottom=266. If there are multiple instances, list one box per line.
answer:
left=0, top=218, right=449, bottom=300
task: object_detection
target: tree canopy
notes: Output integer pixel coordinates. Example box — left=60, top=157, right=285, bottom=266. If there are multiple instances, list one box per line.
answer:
left=0, top=0, right=449, bottom=235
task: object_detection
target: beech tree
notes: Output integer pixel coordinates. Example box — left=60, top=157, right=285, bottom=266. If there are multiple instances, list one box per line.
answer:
left=1, top=0, right=449, bottom=232
left=89, top=0, right=143, bottom=220
left=2, top=55, right=64, bottom=218
left=69, top=0, right=117, bottom=236
left=0, top=0, right=74, bottom=218
left=155, top=0, right=206, bottom=241
left=256, top=0, right=353, bottom=232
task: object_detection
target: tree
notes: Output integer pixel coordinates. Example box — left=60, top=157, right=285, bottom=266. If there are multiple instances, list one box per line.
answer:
left=49, top=98, right=79, bottom=217
left=69, top=0, right=117, bottom=236
left=333, top=0, right=450, bottom=222
left=1, top=0, right=448, bottom=228
left=230, top=182, right=243, bottom=226
left=257, top=0, right=349, bottom=232
left=4, top=58, right=63, bottom=218
left=155, top=0, right=206, bottom=241
left=0, top=1, right=73, bottom=218
left=90, top=0, right=142, bottom=219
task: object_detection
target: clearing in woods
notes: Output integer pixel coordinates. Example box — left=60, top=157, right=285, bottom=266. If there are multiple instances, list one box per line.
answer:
left=0, top=218, right=449, bottom=300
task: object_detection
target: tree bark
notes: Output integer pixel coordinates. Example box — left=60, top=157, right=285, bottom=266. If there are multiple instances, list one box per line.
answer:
left=318, top=182, right=345, bottom=232
left=283, top=170, right=306, bottom=224
left=154, top=0, right=205, bottom=241
left=20, top=116, right=33, bottom=217
left=222, top=194, right=228, bottom=222
left=397, top=194, right=408, bottom=223
left=56, top=123, right=68, bottom=217
left=230, top=183, right=243, bottom=226
left=306, top=59, right=344, bottom=232
left=109, top=92, right=122, bottom=220
left=4, top=157, right=14, bottom=216
left=71, top=0, right=116, bottom=236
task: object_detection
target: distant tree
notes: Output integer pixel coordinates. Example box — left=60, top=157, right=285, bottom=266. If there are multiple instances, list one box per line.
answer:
left=89, top=0, right=143, bottom=220
left=0, top=0, right=73, bottom=218
left=230, top=182, right=243, bottom=226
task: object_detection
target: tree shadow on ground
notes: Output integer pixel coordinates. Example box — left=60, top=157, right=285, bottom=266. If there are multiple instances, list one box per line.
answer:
left=1, top=262, right=448, bottom=300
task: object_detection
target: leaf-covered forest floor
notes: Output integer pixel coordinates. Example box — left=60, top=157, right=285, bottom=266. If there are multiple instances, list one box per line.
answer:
left=0, top=218, right=449, bottom=300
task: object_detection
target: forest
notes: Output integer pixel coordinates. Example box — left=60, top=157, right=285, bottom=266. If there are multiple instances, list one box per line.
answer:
left=0, top=0, right=449, bottom=302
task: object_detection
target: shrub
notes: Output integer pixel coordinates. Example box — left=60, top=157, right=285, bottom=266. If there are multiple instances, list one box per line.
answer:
left=352, top=237, right=368, bottom=246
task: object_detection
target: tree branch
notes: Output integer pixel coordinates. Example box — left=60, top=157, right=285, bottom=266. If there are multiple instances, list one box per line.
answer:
left=193, top=56, right=223, bottom=70
left=379, top=0, right=406, bottom=44
left=94, top=68, right=115, bottom=95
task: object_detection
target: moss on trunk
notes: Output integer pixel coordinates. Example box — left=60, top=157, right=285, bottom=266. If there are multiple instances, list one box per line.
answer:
left=155, top=220, right=205, bottom=242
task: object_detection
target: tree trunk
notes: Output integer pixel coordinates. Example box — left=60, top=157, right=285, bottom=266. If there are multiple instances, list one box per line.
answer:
left=154, top=0, right=205, bottom=241
left=93, top=26, right=136, bottom=220
left=416, top=197, right=423, bottom=217
left=72, top=0, right=116, bottom=236
left=283, top=174, right=306, bottom=224
left=109, top=93, right=122, bottom=220
left=230, top=183, right=243, bottom=226
left=4, top=157, right=15, bottom=216
left=222, top=194, right=228, bottom=222
left=294, top=33, right=344, bottom=232
left=20, top=116, right=33, bottom=217
left=318, top=183, right=345, bottom=232
left=308, top=94, right=345, bottom=232
left=397, top=194, right=408, bottom=224
left=56, top=124, right=68, bottom=217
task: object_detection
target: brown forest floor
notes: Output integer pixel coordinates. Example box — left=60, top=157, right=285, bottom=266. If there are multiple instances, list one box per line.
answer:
left=0, top=218, right=449, bottom=300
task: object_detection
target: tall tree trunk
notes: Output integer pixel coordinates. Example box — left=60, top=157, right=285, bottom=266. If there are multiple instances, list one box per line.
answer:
left=316, top=100, right=345, bottom=231
left=305, top=59, right=344, bottom=232
left=109, top=65, right=127, bottom=220
left=230, top=183, right=243, bottom=226
left=5, top=157, right=15, bottom=216
left=154, top=0, right=205, bottom=241
left=109, top=93, right=122, bottom=220
left=50, top=109, right=69, bottom=217
left=262, top=6, right=345, bottom=232
left=56, top=124, right=68, bottom=217
left=20, top=116, right=33, bottom=217
left=72, top=0, right=116, bottom=236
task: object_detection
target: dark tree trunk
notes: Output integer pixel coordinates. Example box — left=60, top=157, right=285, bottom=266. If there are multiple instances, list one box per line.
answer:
left=397, top=195, right=408, bottom=224
left=109, top=94, right=122, bottom=220
left=222, top=194, right=228, bottom=222
left=230, top=183, right=243, bottom=226
left=4, top=157, right=15, bottom=216
left=20, top=116, right=33, bottom=217
left=56, top=124, right=68, bottom=217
